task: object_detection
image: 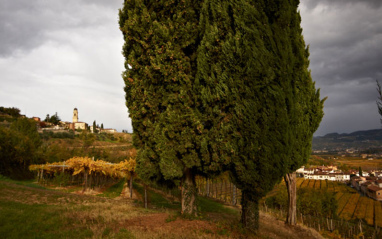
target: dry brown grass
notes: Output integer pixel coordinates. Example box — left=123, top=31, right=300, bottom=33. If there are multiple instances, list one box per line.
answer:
left=257, top=213, right=324, bottom=239
left=0, top=180, right=325, bottom=239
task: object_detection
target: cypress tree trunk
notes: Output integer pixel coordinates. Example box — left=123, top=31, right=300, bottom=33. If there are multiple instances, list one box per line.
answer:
left=241, top=190, right=259, bottom=231
left=181, top=168, right=197, bottom=216
left=284, top=172, right=297, bottom=225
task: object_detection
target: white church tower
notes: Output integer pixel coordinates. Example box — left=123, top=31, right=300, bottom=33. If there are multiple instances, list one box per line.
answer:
left=73, top=108, right=78, bottom=123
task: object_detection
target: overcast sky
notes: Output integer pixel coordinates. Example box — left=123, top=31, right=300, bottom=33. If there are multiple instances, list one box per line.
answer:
left=0, top=1, right=381, bottom=136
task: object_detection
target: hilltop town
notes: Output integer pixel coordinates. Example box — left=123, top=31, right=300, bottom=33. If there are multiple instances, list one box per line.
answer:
left=31, top=108, right=117, bottom=133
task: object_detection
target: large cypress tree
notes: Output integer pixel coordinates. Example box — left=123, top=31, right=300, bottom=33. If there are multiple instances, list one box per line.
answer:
left=197, top=0, right=324, bottom=230
left=263, top=0, right=325, bottom=225
left=197, top=0, right=291, bottom=230
left=119, top=0, right=227, bottom=216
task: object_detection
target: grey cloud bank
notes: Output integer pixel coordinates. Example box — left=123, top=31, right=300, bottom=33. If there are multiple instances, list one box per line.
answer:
left=0, top=1, right=381, bottom=135
left=300, top=0, right=382, bottom=135
left=0, top=0, right=132, bottom=132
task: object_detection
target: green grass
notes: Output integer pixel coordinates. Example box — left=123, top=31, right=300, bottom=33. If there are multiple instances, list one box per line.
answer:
left=0, top=175, right=47, bottom=190
left=198, top=197, right=239, bottom=215
left=0, top=179, right=139, bottom=239
left=0, top=200, right=93, bottom=239
left=133, top=182, right=181, bottom=210
left=97, top=179, right=126, bottom=198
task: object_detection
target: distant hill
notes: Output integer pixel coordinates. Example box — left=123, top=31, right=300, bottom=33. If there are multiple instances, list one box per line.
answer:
left=312, top=129, right=382, bottom=152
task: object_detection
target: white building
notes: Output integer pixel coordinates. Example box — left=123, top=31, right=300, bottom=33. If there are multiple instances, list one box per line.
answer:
left=298, top=166, right=350, bottom=182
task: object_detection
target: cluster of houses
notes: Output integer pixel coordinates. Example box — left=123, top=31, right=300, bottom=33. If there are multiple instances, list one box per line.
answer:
left=296, top=165, right=382, bottom=201
left=351, top=176, right=382, bottom=201
left=296, top=165, right=351, bottom=181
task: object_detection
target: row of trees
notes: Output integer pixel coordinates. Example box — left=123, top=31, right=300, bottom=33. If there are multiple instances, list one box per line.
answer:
left=44, top=112, right=61, bottom=125
left=92, top=120, right=104, bottom=133
left=0, top=106, right=21, bottom=117
left=119, top=0, right=324, bottom=231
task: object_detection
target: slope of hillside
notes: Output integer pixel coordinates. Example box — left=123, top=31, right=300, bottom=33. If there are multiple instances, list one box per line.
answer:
left=0, top=178, right=323, bottom=239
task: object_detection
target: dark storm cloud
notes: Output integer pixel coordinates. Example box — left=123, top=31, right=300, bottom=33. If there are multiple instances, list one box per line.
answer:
left=300, top=0, right=382, bottom=135
left=0, top=0, right=122, bottom=57
left=303, top=0, right=382, bottom=10
left=302, top=2, right=382, bottom=85
left=321, top=81, right=377, bottom=108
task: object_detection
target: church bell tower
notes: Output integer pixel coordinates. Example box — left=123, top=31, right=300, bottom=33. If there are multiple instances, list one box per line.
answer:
left=73, top=108, right=78, bottom=123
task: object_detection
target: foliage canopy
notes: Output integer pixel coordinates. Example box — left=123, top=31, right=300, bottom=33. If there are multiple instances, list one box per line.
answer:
left=0, top=118, right=43, bottom=179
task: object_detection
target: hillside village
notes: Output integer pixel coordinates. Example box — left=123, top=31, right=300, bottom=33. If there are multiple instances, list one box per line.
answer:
left=32, top=108, right=117, bottom=133
left=351, top=176, right=382, bottom=201
left=297, top=165, right=382, bottom=201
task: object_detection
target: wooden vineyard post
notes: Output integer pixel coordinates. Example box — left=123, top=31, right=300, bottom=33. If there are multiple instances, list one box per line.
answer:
left=144, top=184, right=148, bottom=209
left=359, top=220, right=364, bottom=239
left=224, top=180, right=227, bottom=202
left=82, top=169, right=89, bottom=193
left=220, top=181, right=223, bottom=201
left=215, top=180, right=218, bottom=199
left=88, top=173, right=93, bottom=190
left=129, top=173, right=133, bottom=199
left=206, top=178, right=210, bottom=197
left=232, top=184, right=236, bottom=206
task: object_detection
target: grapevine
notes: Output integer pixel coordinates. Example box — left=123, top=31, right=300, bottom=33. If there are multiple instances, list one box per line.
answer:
left=29, top=157, right=136, bottom=191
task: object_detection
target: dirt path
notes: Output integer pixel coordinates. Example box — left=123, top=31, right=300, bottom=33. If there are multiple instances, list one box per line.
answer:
left=116, top=182, right=141, bottom=201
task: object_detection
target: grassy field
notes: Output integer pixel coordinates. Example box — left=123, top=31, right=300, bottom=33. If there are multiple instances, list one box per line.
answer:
left=0, top=177, right=323, bottom=239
